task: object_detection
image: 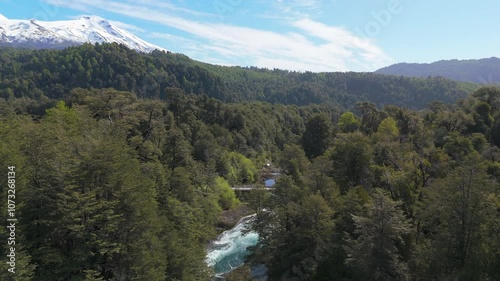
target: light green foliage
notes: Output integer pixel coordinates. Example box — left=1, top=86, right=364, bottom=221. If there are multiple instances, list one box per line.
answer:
left=384, top=105, right=424, bottom=137
left=226, top=152, right=257, bottom=184
left=0, top=251, right=36, bottom=281
left=83, top=270, right=105, bottom=281
left=376, top=116, right=400, bottom=140
left=44, top=100, right=81, bottom=135
left=214, top=176, right=240, bottom=210
left=338, top=111, right=360, bottom=133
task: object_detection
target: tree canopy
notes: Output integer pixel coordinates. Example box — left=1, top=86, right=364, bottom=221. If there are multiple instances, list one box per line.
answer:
left=0, top=44, right=498, bottom=281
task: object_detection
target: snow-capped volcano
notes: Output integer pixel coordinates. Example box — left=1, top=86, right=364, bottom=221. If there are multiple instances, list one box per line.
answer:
left=0, top=14, right=164, bottom=52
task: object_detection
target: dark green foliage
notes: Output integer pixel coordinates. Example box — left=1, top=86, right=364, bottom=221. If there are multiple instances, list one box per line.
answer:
left=0, top=44, right=474, bottom=108
left=442, top=132, right=474, bottom=160
left=344, top=189, right=412, bottom=281
left=247, top=89, right=498, bottom=281
left=253, top=176, right=334, bottom=280
left=0, top=87, right=349, bottom=280
left=0, top=46, right=498, bottom=281
left=302, top=113, right=333, bottom=159
left=356, top=101, right=389, bottom=135
left=278, top=144, right=310, bottom=183
left=14, top=103, right=168, bottom=280
left=331, top=132, right=373, bottom=192
left=415, top=155, right=498, bottom=280
left=472, top=86, right=500, bottom=115
left=492, top=113, right=500, bottom=146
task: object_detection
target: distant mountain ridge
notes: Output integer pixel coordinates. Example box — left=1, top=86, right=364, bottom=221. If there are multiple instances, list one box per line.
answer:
left=375, top=57, right=500, bottom=84
left=0, top=14, right=163, bottom=53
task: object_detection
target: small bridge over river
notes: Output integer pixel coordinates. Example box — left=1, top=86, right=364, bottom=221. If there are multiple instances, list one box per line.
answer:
left=231, top=162, right=280, bottom=192
left=231, top=185, right=275, bottom=191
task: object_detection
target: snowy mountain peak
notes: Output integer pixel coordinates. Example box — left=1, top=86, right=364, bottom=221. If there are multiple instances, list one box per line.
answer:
left=0, top=15, right=164, bottom=53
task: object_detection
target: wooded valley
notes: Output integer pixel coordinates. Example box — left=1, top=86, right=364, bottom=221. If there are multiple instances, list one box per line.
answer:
left=0, top=44, right=498, bottom=281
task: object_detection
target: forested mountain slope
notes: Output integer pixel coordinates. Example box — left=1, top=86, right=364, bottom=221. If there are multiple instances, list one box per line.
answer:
left=376, top=57, right=500, bottom=84
left=0, top=43, right=477, bottom=109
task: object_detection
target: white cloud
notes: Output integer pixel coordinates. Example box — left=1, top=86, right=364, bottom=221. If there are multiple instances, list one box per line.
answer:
left=44, top=0, right=92, bottom=13
left=276, top=0, right=322, bottom=9
left=123, top=0, right=215, bottom=17
left=109, top=20, right=145, bottom=33
left=268, top=0, right=330, bottom=19
left=292, top=18, right=392, bottom=70
left=42, top=0, right=393, bottom=72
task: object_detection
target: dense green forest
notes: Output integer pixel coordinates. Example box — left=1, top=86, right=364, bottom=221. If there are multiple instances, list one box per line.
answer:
left=0, top=43, right=478, bottom=109
left=0, top=86, right=343, bottom=280
left=0, top=44, right=499, bottom=281
left=246, top=85, right=500, bottom=281
left=376, top=57, right=500, bottom=84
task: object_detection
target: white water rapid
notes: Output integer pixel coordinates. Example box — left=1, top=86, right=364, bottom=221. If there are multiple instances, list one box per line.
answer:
left=206, top=214, right=259, bottom=279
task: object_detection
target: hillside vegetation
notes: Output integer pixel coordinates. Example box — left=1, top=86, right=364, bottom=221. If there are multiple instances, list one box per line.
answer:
left=0, top=43, right=478, bottom=109
left=0, top=43, right=499, bottom=281
left=376, top=57, right=500, bottom=84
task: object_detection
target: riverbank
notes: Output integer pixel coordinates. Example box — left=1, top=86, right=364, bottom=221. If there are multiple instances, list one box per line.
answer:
left=225, top=265, right=252, bottom=280
left=216, top=203, right=255, bottom=232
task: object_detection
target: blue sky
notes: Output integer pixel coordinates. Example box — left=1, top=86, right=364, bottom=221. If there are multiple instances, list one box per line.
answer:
left=1, top=0, right=499, bottom=72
